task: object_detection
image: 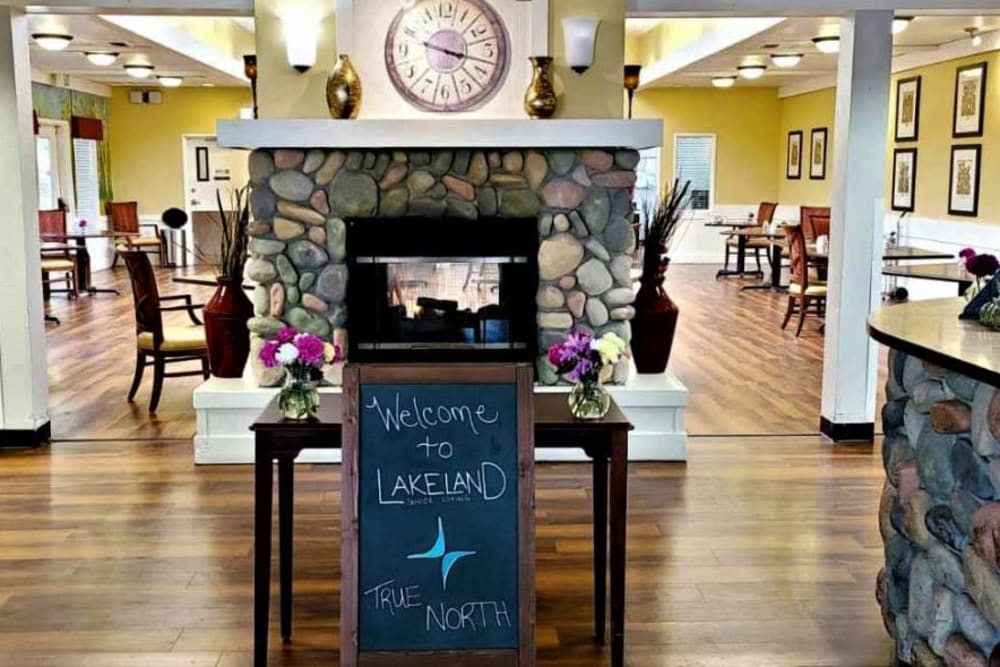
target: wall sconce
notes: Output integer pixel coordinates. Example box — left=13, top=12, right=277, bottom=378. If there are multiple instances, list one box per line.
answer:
left=562, top=17, right=600, bottom=74
left=623, top=64, right=641, bottom=119
left=243, top=54, right=258, bottom=119
left=282, top=9, right=319, bottom=73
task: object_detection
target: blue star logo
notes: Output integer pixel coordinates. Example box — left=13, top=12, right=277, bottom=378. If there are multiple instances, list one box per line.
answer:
left=407, top=516, right=476, bottom=591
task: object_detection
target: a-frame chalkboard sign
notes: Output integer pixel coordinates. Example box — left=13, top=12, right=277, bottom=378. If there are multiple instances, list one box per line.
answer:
left=341, top=364, right=535, bottom=667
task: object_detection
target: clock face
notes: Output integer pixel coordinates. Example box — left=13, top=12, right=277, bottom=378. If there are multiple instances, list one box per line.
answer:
left=384, top=0, right=511, bottom=113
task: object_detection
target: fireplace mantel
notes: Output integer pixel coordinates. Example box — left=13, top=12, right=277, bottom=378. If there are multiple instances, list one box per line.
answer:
left=217, top=119, right=663, bottom=150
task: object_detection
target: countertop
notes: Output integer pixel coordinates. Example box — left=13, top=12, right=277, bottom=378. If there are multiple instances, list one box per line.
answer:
left=867, top=298, right=1000, bottom=386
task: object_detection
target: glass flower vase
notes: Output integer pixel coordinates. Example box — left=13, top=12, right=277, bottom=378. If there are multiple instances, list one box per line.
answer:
left=568, top=379, right=611, bottom=420
left=279, top=372, right=320, bottom=421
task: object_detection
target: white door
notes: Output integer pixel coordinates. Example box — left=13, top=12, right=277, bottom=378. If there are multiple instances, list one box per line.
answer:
left=182, top=136, right=250, bottom=265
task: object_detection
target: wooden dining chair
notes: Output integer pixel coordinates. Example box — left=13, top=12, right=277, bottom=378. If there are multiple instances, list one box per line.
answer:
left=723, top=201, right=778, bottom=273
left=108, top=201, right=167, bottom=268
left=800, top=206, right=831, bottom=243
left=781, top=223, right=827, bottom=337
left=38, top=208, right=78, bottom=301
left=120, top=250, right=209, bottom=412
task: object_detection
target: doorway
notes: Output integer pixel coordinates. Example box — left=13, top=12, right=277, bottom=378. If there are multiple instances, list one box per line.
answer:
left=181, top=135, right=249, bottom=266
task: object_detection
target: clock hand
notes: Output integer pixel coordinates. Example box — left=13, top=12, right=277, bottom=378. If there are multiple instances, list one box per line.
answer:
left=422, top=41, right=466, bottom=60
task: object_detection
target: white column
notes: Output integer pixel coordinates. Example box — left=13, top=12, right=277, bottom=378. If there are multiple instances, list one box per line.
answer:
left=819, top=10, right=892, bottom=441
left=0, top=7, right=50, bottom=445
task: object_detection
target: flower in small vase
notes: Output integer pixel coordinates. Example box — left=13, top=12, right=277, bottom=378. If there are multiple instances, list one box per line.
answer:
left=547, top=331, right=629, bottom=419
left=258, top=326, right=344, bottom=420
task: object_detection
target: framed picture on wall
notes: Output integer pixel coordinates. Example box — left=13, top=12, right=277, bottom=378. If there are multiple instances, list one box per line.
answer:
left=953, top=62, right=987, bottom=138
left=195, top=146, right=210, bottom=182
left=891, top=148, right=917, bottom=212
left=895, top=76, right=921, bottom=141
left=948, top=144, right=981, bottom=217
left=786, top=130, right=803, bottom=180
left=809, top=128, right=828, bottom=180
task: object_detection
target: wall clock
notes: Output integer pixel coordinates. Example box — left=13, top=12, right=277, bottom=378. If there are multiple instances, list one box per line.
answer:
left=384, top=0, right=512, bottom=113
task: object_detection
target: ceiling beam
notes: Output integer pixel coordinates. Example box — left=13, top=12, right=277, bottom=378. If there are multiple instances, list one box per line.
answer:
left=628, top=0, right=1000, bottom=17
left=10, top=0, right=252, bottom=15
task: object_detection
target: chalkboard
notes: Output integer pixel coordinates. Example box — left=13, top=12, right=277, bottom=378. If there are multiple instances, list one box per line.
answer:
left=342, top=364, right=534, bottom=667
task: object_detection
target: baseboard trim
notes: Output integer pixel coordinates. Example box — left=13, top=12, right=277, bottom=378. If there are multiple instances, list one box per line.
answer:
left=0, top=420, right=52, bottom=449
left=819, top=417, right=874, bottom=443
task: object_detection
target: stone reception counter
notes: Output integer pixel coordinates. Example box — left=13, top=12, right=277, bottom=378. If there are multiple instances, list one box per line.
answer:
left=869, top=298, right=1000, bottom=666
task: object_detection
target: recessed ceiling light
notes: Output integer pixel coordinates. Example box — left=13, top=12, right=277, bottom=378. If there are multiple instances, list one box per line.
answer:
left=124, top=64, right=155, bottom=79
left=737, top=64, right=766, bottom=80
left=31, top=33, right=73, bottom=51
left=201, top=82, right=215, bottom=87
left=892, top=16, right=913, bottom=35
left=770, top=54, right=802, bottom=68
left=712, top=76, right=737, bottom=88
left=157, top=75, right=183, bottom=87
left=812, top=36, right=840, bottom=54
left=84, top=52, right=119, bottom=66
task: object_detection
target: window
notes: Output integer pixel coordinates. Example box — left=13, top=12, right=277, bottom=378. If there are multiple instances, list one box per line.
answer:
left=36, top=135, right=56, bottom=210
left=674, top=134, right=716, bottom=211
left=73, top=138, right=99, bottom=224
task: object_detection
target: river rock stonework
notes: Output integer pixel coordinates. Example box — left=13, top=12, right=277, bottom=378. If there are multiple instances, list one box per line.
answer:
left=245, top=148, right=639, bottom=386
left=878, top=348, right=1000, bottom=664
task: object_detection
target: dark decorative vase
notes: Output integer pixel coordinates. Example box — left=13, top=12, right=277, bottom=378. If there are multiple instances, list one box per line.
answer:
left=204, top=277, right=254, bottom=378
left=630, top=257, right=680, bottom=374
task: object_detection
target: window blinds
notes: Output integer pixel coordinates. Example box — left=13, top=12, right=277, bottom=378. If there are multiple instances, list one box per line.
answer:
left=675, top=135, right=714, bottom=210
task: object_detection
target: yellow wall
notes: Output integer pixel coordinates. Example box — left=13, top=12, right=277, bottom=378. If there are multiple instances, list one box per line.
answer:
left=255, top=1, right=624, bottom=119
left=632, top=86, right=780, bottom=205
left=109, top=87, right=250, bottom=215
left=889, top=50, right=1000, bottom=221
left=776, top=87, right=836, bottom=208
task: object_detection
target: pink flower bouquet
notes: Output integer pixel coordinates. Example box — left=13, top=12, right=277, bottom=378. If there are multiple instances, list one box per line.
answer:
left=260, top=325, right=342, bottom=419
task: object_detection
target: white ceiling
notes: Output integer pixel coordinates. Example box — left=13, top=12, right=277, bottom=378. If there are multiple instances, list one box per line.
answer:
left=633, top=15, right=1000, bottom=87
left=28, top=14, right=251, bottom=87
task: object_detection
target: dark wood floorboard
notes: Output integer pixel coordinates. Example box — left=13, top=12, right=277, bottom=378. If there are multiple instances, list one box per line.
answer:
left=0, top=436, right=893, bottom=666
left=42, top=263, right=881, bottom=440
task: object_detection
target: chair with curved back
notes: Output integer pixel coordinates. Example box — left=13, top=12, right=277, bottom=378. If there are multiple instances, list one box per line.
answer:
left=108, top=201, right=167, bottom=268
left=723, top=201, right=778, bottom=273
left=38, top=208, right=78, bottom=302
left=120, top=250, right=209, bottom=412
left=800, top=206, right=831, bottom=243
left=781, top=223, right=827, bottom=337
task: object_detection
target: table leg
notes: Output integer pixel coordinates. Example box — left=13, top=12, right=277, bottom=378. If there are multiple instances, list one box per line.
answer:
left=279, top=455, right=294, bottom=644
left=959, top=280, right=972, bottom=297
left=254, top=441, right=274, bottom=667
left=593, top=453, right=608, bottom=644
left=735, top=234, right=747, bottom=275
left=744, top=242, right=786, bottom=291
left=609, top=432, right=629, bottom=667
left=76, top=238, right=119, bottom=296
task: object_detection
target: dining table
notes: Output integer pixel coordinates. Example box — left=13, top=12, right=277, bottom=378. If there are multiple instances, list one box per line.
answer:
left=63, top=230, right=139, bottom=295
left=882, top=262, right=973, bottom=297
left=725, top=230, right=786, bottom=291
left=706, top=219, right=765, bottom=279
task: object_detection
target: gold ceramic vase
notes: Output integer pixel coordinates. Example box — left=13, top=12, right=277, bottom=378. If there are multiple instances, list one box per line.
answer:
left=326, top=54, right=362, bottom=119
left=524, top=56, right=557, bottom=119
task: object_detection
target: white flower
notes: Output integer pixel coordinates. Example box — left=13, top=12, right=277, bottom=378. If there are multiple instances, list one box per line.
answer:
left=275, top=342, right=299, bottom=365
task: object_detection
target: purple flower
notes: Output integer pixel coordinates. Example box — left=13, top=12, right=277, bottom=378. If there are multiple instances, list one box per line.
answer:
left=959, top=247, right=977, bottom=260
left=967, top=253, right=1000, bottom=278
left=295, top=333, right=326, bottom=366
left=259, top=340, right=280, bottom=368
left=547, top=343, right=563, bottom=367
left=275, top=326, right=296, bottom=344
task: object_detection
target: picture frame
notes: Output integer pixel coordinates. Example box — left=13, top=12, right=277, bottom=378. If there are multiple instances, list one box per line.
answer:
left=786, top=130, right=803, bottom=180
left=809, top=128, right=827, bottom=180
left=895, top=76, right=921, bottom=141
left=948, top=144, right=981, bottom=217
left=953, top=62, right=987, bottom=138
left=195, top=146, right=210, bottom=182
left=891, top=148, right=917, bottom=213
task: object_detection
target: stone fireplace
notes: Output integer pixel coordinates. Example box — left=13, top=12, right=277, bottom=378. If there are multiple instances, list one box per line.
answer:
left=244, top=142, right=642, bottom=386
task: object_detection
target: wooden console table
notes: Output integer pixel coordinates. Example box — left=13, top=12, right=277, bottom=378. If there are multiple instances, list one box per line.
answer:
left=250, top=393, right=633, bottom=667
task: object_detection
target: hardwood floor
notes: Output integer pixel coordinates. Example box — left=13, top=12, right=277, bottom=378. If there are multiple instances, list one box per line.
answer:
left=0, top=436, right=893, bottom=666
left=43, top=263, right=862, bottom=440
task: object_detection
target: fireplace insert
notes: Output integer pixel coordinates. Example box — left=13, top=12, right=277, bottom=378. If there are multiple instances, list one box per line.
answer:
left=346, top=217, right=537, bottom=364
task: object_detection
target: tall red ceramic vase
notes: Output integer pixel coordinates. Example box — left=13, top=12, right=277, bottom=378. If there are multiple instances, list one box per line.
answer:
left=630, top=256, right=680, bottom=374
left=203, top=277, right=254, bottom=378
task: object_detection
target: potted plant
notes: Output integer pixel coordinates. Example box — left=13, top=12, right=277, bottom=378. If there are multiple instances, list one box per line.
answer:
left=259, top=325, right=343, bottom=420
left=630, top=179, right=691, bottom=374
left=202, top=186, right=253, bottom=378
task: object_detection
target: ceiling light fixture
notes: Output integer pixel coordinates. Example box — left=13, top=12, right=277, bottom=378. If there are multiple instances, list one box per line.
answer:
left=157, top=75, right=183, bottom=87
left=31, top=33, right=73, bottom=51
left=770, top=54, right=802, bottom=68
left=712, top=76, right=737, bottom=88
left=84, top=52, right=119, bottom=66
left=124, top=64, right=155, bottom=79
left=812, top=36, right=840, bottom=54
left=892, top=16, right=913, bottom=35
left=966, top=27, right=983, bottom=47
left=737, top=64, right=766, bottom=80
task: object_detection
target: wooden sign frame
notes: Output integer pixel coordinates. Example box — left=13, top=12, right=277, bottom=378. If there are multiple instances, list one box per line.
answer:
left=341, top=363, right=535, bottom=667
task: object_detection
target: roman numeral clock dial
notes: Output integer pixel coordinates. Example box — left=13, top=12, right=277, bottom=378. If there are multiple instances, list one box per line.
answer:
left=385, top=0, right=511, bottom=112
